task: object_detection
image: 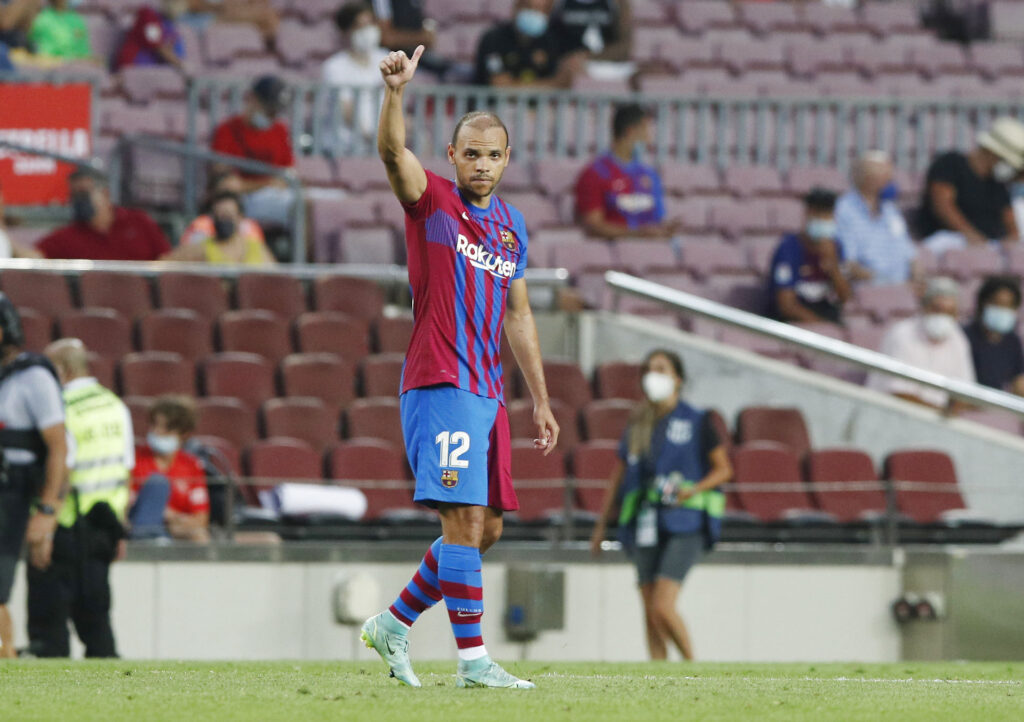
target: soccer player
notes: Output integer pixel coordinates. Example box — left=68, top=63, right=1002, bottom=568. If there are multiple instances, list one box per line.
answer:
left=360, top=44, right=559, bottom=689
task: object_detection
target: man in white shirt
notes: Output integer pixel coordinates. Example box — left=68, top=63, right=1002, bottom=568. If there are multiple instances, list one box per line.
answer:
left=868, top=277, right=976, bottom=411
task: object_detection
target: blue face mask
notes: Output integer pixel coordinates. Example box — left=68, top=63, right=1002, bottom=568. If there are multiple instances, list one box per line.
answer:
left=983, top=305, right=1018, bottom=335
left=515, top=9, right=548, bottom=38
left=878, top=182, right=899, bottom=202
left=147, top=432, right=180, bottom=456
left=805, top=218, right=837, bottom=241
left=250, top=111, right=273, bottom=130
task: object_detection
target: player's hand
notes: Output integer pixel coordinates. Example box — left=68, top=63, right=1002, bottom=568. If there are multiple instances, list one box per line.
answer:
left=380, top=45, right=425, bottom=90
left=532, top=401, right=560, bottom=456
left=25, top=512, right=57, bottom=570
left=588, top=522, right=606, bottom=557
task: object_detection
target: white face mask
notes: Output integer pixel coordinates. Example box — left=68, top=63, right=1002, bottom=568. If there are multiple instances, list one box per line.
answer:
left=983, top=305, right=1018, bottom=335
left=351, top=24, right=381, bottom=55
left=922, top=313, right=957, bottom=342
left=993, top=160, right=1017, bottom=184
left=642, top=371, right=677, bottom=403
left=147, top=432, right=180, bottom=456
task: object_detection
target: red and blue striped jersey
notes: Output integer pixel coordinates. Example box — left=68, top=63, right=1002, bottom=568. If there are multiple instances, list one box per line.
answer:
left=400, top=170, right=528, bottom=400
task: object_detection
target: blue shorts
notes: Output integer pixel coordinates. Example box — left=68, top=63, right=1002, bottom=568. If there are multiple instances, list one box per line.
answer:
left=400, top=385, right=517, bottom=511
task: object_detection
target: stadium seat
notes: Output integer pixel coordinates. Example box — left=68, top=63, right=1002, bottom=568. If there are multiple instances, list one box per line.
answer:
left=137, top=309, right=214, bottom=361
left=612, top=240, right=679, bottom=275
left=85, top=352, right=116, bottom=391
left=0, top=270, right=73, bottom=315
left=883, top=450, right=968, bottom=524
left=196, top=397, right=260, bottom=450
left=529, top=360, right=592, bottom=410
left=204, top=23, right=265, bottom=65
left=57, top=308, right=133, bottom=359
left=201, top=353, right=276, bottom=409
left=328, top=439, right=418, bottom=521
left=294, top=311, right=370, bottom=361
left=120, top=352, right=196, bottom=397
left=78, top=271, right=154, bottom=320
left=261, top=397, right=338, bottom=454
left=374, top=315, right=414, bottom=354
left=736, top=406, right=812, bottom=459
left=549, top=241, right=616, bottom=277
left=679, top=241, right=749, bottom=280
left=594, top=362, right=643, bottom=401
left=157, top=273, right=230, bottom=319
left=189, top=435, right=242, bottom=476
left=510, top=440, right=569, bottom=522
left=310, top=198, right=378, bottom=261
left=852, top=284, right=918, bottom=323
left=659, top=163, right=721, bottom=197
left=806, top=448, right=888, bottom=523
left=346, top=397, right=404, bottom=446
left=581, top=399, right=635, bottom=442
left=677, top=0, right=738, bottom=33
left=217, top=310, right=294, bottom=365
left=245, top=438, right=324, bottom=506
left=361, top=353, right=406, bottom=397
left=120, top=65, right=187, bottom=104
left=235, top=274, right=307, bottom=319
left=313, top=276, right=386, bottom=320
left=732, top=441, right=832, bottom=523
left=507, top=398, right=579, bottom=452
left=124, top=396, right=153, bottom=438
left=571, top=440, right=619, bottom=515
left=336, top=227, right=399, bottom=265
left=16, top=308, right=52, bottom=352
left=707, top=408, right=734, bottom=457
left=941, top=246, right=1006, bottom=281
left=280, top=353, right=357, bottom=413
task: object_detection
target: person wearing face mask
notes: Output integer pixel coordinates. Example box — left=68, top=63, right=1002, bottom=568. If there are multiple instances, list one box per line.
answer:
left=114, top=0, right=187, bottom=71
left=129, top=395, right=210, bottom=543
left=37, top=168, right=171, bottom=261
left=589, top=349, right=732, bottom=661
left=868, top=277, right=976, bottom=411
left=25, top=339, right=132, bottom=659
left=28, top=0, right=90, bottom=61
left=575, top=103, right=678, bottom=242
left=768, top=187, right=852, bottom=324
left=474, top=0, right=584, bottom=88
left=178, top=171, right=267, bottom=248
left=162, top=191, right=275, bottom=265
left=918, top=117, right=1024, bottom=257
left=963, top=275, right=1024, bottom=396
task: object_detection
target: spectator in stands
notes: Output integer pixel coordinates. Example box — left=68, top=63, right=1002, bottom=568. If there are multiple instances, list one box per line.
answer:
left=918, top=117, right=1024, bottom=256
left=474, top=0, right=584, bottom=88
left=0, top=184, right=42, bottom=258
left=372, top=0, right=465, bottom=80
left=768, top=188, right=851, bottom=325
left=552, top=0, right=632, bottom=62
left=163, top=191, right=275, bottom=265
left=130, top=395, right=210, bottom=543
left=589, top=349, right=732, bottom=661
left=37, top=168, right=171, bottom=261
left=868, top=276, right=976, bottom=411
left=114, top=0, right=186, bottom=71
left=28, top=0, right=90, bottom=61
left=323, top=2, right=389, bottom=153
left=837, top=151, right=919, bottom=286
left=182, top=0, right=278, bottom=45
left=179, top=170, right=266, bottom=248
left=964, top=275, right=1024, bottom=395
left=210, top=74, right=296, bottom=228
left=575, top=103, right=675, bottom=240
left=0, top=0, right=42, bottom=51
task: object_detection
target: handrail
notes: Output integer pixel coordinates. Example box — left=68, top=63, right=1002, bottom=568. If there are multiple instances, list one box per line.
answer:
left=605, top=270, right=1024, bottom=417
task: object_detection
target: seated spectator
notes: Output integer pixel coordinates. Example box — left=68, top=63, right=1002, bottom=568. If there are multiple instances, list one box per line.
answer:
left=964, top=275, right=1024, bottom=395
left=575, top=103, right=675, bottom=240
left=130, top=395, right=210, bottom=543
left=114, top=0, right=186, bottom=71
left=210, top=74, right=296, bottom=228
left=29, top=0, right=90, bottom=61
left=768, top=188, right=851, bottom=324
left=37, top=168, right=171, bottom=261
left=179, top=170, right=267, bottom=248
left=0, top=183, right=42, bottom=258
left=474, top=0, right=584, bottom=88
left=163, top=191, right=275, bottom=265
left=837, top=151, right=919, bottom=286
left=323, top=1, right=388, bottom=153
left=181, top=0, right=278, bottom=44
left=868, top=277, right=976, bottom=411
left=0, top=0, right=42, bottom=51
left=918, top=117, right=1024, bottom=255
left=552, top=0, right=631, bottom=62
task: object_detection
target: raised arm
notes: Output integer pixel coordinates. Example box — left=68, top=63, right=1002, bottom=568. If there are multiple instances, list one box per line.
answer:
left=378, top=44, right=428, bottom=204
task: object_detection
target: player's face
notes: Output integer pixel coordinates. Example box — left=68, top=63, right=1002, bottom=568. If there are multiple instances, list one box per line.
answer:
left=448, top=126, right=511, bottom=203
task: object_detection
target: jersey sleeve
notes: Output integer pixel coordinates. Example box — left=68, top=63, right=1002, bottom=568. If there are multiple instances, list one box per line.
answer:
left=402, top=169, right=443, bottom=222
left=22, top=368, right=65, bottom=430
left=575, top=164, right=605, bottom=218
left=770, top=239, right=799, bottom=291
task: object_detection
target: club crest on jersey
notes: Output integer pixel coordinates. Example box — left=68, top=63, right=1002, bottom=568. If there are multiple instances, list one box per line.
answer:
left=441, top=469, right=459, bottom=487
left=500, top=229, right=517, bottom=252
left=456, top=234, right=517, bottom=279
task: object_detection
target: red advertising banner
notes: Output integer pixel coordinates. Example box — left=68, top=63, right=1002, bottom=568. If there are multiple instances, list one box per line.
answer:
left=0, top=83, right=92, bottom=205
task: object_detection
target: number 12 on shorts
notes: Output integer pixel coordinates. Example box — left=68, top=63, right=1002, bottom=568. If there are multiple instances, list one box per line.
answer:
left=436, top=430, right=470, bottom=468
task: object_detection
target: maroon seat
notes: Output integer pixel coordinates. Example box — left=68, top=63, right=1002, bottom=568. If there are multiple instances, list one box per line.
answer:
left=883, top=450, right=967, bottom=524
left=189, top=435, right=242, bottom=476
left=677, top=0, right=738, bottom=33
left=346, top=397, right=404, bottom=446
left=507, top=398, right=579, bottom=453
left=807, top=448, right=887, bottom=523
left=328, top=439, right=416, bottom=520
left=0, top=270, right=73, bottom=315
left=201, top=353, right=276, bottom=409
left=335, top=227, right=398, bottom=265
left=581, top=399, right=634, bottom=442
left=571, top=440, right=620, bottom=514
left=120, top=64, right=187, bottom=103
left=361, top=353, right=406, bottom=397
left=79, top=271, right=154, bottom=320
left=236, top=274, right=307, bottom=319
left=204, top=23, right=265, bottom=65
left=124, top=396, right=153, bottom=438
left=280, top=353, right=357, bottom=413
left=510, top=440, right=568, bottom=522
left=739, top=1, right=803, bottom=34
left=310, top=197, right=378, bottom=260
left=549, top=241, right=616, bottom=277
left=157, top=273, right=230, bottom=319
left=659, top=163, right=722, bottom=196
left=374, top=315, right=414, bottom=353
left=313, top=276, right=386, bottom=320
left=679, top=241, right=749, bottom=280
left=195, top=397, right=259, bottom=450
left=57, top=308, right=133, bottom=359
left=736, top=406, right=812, bottom=459
left=120, top=352, right=195, bottom=397
left=594, top=362, right=643, bottom=401
left=707, top=408, right=734, bottom=457
left=852, top=283, right=918, bottom=323
left=527, top=360, right=592, bottom=410
left=246, top=438, right=324, bottom=508
left=294, top=311, right=370, bottom=361
left=217, top=310, right=293, bottom=364
left=137, top=309, right=213, bottom=361
left=261, top=397, right=337, bottom=454
left=85, top=352, right=116, bottom=391
left=611, top=240, right=679, bottom=274
left=862, top=2, right=925, bottom=36
left=722, top=165, right=785, bottom=198
left=733, top=441, right=826, bottom=523
left=941, top=246, right=1006, bottom=281
left=784, top=165, right=849, bottom=195
left=16, top=308, right=52, bottom=352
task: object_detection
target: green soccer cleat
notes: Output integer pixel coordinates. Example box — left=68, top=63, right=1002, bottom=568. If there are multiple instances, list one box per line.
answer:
left=456, top=656, right=536, bottom=689
left=360, top=612, right=421, bottom=688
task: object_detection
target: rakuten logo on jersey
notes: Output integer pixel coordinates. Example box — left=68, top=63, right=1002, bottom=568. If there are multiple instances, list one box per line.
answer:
left=456, top=234, right=517, bottom=279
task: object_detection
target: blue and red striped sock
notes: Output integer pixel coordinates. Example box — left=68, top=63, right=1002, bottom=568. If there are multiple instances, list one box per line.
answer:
left=388, top=537, right=444, bottom=628
left=438, top=543, right=487, bottom=661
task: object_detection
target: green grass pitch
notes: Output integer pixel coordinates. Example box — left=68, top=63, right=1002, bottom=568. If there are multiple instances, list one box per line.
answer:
left=2, top=660, right=1021, bottom=721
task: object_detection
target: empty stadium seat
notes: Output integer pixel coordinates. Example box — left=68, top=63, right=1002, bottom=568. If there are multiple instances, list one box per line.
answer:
left=189, top=435, right=242, bottom=476
left=732, top=441, right=833, bottom=523
left=361, top=353, right=406, bottom=397
left=736, top=406, right=812, bottom=459
left=57, top=308, right=133, bottom=359
left=883, top=450, right=968, bottom=524
left=217, top=310, right=293, bottom=364
left=528, top=360, right=593, bottom=410
left=138, top=309, right=214, bottom=360
left=346, top=397, right=404, bottom=446
left=124, top=396, right=153, bottom=438
left=374, top=315, right=414, bottom=353
left=852, top=284, right=918, bottom=323
left=507, top=398, right=579, bottom=452
left=158, top=273, right=230, bottom=319
left=510, top=440, right=568, bottom=522
left=581, top=399, right=634, bottom=442
left=594, top=362, right=643, bottom=401
left=78, top=271, right=154, bottom=320
left=294, top=311, right=371, bottom=360
left=328, top=439, right=418, bottom=520
left=201, top=353, right=276, bottom=409
left=236, top=274, right=307, bottom=318
left=196, top=397, right=260, bottom=450
left=246, top=438, right=324, bottom=507
left=313, top=277, right=386, bottom=320
left=120, top=352, right=195, bottom=397
left=261, top=397, right=338, bottom=454
left=707, top=408, right=734, bottom=457
left=280, top=353, right=357, bottom=413
left=0, top=270, right=73, bottom=315
left=806, top=448, right=888, bottom=523
left=16, top=308, right=52, bottom=352
left=571, top=440, right=620, bottom=514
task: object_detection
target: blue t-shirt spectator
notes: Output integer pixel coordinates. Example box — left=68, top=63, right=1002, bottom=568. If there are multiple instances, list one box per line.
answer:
left=836, top=190, right=916, bottom=285
left=769, top=232, right=847, bottom=323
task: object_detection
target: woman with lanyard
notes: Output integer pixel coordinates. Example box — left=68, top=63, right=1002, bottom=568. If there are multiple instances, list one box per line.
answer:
left=590, top=349, right=732, bottom=661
